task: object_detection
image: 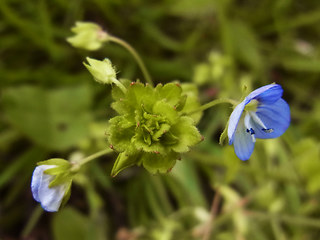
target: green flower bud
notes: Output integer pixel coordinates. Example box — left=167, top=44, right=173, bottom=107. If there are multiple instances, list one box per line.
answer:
left=67, top=22, right=108, bottom=51
left=84, top=57, right=127, bottom=93
left=84, top=57, right=117, bottom=85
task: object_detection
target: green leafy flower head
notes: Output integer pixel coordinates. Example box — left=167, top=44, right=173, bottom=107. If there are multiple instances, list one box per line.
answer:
left=108, top=80, right=203, bottom=176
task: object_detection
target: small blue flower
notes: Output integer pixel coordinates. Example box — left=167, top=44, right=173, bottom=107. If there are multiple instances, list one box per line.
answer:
left=31, top=165, right=68, bottom=212
left=228, top=84, right=290, bottom=160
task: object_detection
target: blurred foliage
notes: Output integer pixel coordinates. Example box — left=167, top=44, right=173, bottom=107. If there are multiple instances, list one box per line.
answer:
left=0, top=0, right=320, bottom=239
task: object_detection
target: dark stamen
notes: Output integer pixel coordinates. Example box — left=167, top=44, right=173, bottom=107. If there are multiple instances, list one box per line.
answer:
left=262, top=128, right=274, bottom=133
left=246, top=128, right=255, bottom=135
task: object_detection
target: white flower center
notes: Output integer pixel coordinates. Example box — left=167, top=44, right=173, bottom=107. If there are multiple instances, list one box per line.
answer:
left=244, top=113, right=256, bottom=142
left=244, top=111, right=274, bottom=142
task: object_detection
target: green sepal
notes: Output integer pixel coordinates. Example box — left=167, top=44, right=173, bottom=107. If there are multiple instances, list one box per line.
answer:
left=141, top=151, right=179, bottom=174
left=44, top=165, right=71, bottom=176
left=59, top=180, right=73, bottom=209
left=111, top=152, right=141, bottom=177
left=37, top=158, right=70, bottom=167
left=219, top=121, right=229, bottom=145
left=170, top=116, right=202, bottom=153
left=49, top=172, right=74, bottom=188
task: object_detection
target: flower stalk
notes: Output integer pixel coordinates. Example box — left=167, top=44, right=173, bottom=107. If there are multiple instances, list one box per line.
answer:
left=78, top=148, right=113, bottom=167
left=185, top=98, right=237, bottom=116
left=108, top=36, right=154, bottom=87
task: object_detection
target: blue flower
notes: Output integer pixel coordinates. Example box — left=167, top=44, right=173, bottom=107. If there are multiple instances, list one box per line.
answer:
left=31, top=165, right=68, bottom=212
left=228, top=84, right=290, bottom=160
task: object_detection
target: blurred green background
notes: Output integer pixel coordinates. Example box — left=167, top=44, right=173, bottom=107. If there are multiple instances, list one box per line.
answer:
left=1, top=0, right=320, bottom=239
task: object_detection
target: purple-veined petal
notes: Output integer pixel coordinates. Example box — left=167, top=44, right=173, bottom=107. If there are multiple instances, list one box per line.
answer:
left=232, top=118, right=255, bottom=161
left=228, top=100, right=246, bottom=144
left=246, top=84, right=283, bottom=104
left=251, top=98, right=290, bottom=139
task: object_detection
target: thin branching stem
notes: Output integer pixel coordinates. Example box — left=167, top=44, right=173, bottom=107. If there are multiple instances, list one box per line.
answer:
left=108, top=36, right=154, bottom=87
left=202, top=188, right=221, bottom=240
left=186, top=98, right=237, bottom=116
left=79, top=148, right=113, bottom=166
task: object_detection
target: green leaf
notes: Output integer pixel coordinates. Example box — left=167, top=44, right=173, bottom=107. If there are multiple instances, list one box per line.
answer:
left=169, top=0, right=216, bottom=18
left=170, top=116, right=202, bottom=153
left=281, top=56, right=320, bottom=72
left=107, top=115, right=136, bottom=153
left=0, top=147, right=47, bottom=190
left=52, top=207, right=90, bottom=240
left=111, top=152, right=141, bottom=177
left=231, top=21, right=262, bottom=71
left=126, top=82, right=156, bottom=112
left=2, top=85, right=92, bottom=150
left=180, top=83, right=202, bottom=124
left=141, top=152, right=178, bottom=174
left=156, top=83, right=182, bottom=106
left=170, top=159, right=207, bottom=207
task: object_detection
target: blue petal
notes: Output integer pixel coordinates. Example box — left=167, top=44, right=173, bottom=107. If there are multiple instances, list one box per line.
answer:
left=232, top=118, right=255, bottom=160
left=31, top=165, right=67, bottom=212
left=246, top=84, right=283, bottom=104
left=228, top=100, right=246, bottom=144
left=31, top=166, right=45, bottom=202
left=252, top=98, right=290, bottom=139
left=38, top=168, right=67, bottom=212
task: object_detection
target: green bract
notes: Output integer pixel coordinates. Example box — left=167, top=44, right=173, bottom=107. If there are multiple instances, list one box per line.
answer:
left=37, top=159, right=75, bottom=188
left=108, top=81, right=203, bottom=176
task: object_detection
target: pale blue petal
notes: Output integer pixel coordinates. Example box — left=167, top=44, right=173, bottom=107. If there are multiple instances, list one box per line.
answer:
left=232, top=118, right=255, bottom=160
left=38, top=170, right=66, bottom=212
left=31, top=166, right=46, bottom=202
left=246, top=84, right=283, bottom=104
left=228, top=101, right=246, bottom=144
left=252, top=98, right=290, bottom=139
